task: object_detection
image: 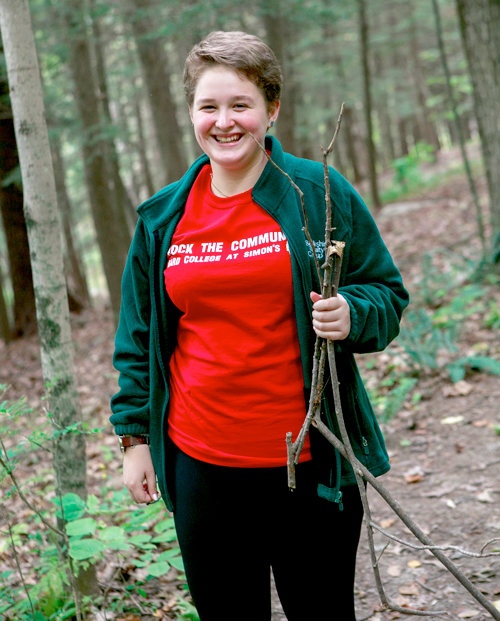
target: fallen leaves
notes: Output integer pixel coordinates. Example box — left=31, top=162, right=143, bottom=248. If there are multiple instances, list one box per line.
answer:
left=458, top=610, right=480, bottom=618
left=398, top=583, right=419, bottom=596
left=440, top=415, right=465, bottom=425
left=407, top=560, right=422, bottom=568
left=477, top=490, right=495, bottom=503
left=387, top=564, right=402, bottom=577
left=380, top=518, right=396, bottom=529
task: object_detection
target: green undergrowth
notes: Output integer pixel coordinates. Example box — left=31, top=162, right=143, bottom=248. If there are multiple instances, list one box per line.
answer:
left=0, top=390, right=196, bottom=621
left=360, top=253, right=500, bottom=424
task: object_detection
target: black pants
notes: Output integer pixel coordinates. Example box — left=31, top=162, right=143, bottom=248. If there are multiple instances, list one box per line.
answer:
left=166, top=441, right=364, bottom=621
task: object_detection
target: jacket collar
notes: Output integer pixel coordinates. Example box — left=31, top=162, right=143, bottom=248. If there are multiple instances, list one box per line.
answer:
left=136, top=136, right=293, bottom=233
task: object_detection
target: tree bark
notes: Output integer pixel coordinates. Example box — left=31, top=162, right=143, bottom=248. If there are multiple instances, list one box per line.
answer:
left=0, top=274, right=12, bottom=343
left=62, top=0, right=128, bottom=323
left=51, top=134, right=90, bottom=306
left=261, top=0, right=297, bottom=155
left=409, top=5, right=441, bottom=152
left=129, top=0, right=188, bottom=185
left=135, top=99, right=156, bottom=197
left=0, top=97, right=37, bottom=336
left=0, top=0, right=99, bottom=599
left=358, top=0, right=382, bottom=209
left=89, top=0, right=137, bottom=233
left=456, top=0, right=500, bottom=261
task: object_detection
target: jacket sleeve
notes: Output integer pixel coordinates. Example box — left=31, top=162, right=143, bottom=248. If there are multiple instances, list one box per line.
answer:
left=337, top=189, right=409, bottom=354
left=109, top=219, right=152, bottom=436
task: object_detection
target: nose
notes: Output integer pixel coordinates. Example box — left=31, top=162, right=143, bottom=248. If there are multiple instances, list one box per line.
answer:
left=215, top=108, right=235, bottom=131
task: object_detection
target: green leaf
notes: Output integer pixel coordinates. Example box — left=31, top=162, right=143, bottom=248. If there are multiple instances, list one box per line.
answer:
left=157, top=547, right=181, bottom=562
left=98, top=526, right=126, bottom=542
left=52, top=493, right=86, bottom=521
left=86, top=494, right=100, bottom=515
left=69, top=538, right=106, bottom=560
left=169, top=556, right=185, bottom=572
left=151, top=530, right=177, bottom=543
left=128, top=534, right=152, bottom=545
left=66, top=518, right=97, bottom=538
left=107, top=540, right=132, bottom=551
left=154, top=518, right=175, bottom=534
left=146, top=561, right=171, bottom=577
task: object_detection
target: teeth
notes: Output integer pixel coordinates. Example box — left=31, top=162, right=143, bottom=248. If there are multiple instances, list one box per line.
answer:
left=215, top=135, right=240, bottom=143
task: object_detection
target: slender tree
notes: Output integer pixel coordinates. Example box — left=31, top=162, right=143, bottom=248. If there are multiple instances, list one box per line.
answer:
left=128, top=0, right=188, bottom=184
left=456, top=0, right=500, bottom=262
left=431, top=0, right=486, bottom=260
left=62, top=0, right=129, bottom=322
left=0, top=0, right=98, bottom=599
left=358, top=0, right=381, bottom=210
left=89, top=0, right=137, bottom=231
left=261, top=0, right=297, bottom=155
left=51, top=133, right=91, bottom=306
left=0, top=45, right=37, bottom=337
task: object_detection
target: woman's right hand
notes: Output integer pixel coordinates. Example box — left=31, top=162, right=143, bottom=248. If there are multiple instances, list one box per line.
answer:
left=123, top=444, right=159, bottom=504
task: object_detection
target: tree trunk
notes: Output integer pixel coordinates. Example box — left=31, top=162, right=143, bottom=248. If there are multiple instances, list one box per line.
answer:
left=135, top=99, right=156, bottom=198
left=456, top=0, right=500, bottom=261
left=432, top=0, right=486, bottom=258
left=358, top=0, right=381, bottom=209
left=0, top=104, right=37, bottom=336
left=261, top=0, right=297, bottom=154
left=409, top=6, right=441, bottom=152
left=129, top=0, right=187, bottom=185
left=0, top=275, right=12, bottom=343
left=62, top=0, right=128, bottom=323
left=51, top=134, right=90, bottom=306
left=89, top=0, right=137, bottom=234
left=0, top=0, right=99, bottom=602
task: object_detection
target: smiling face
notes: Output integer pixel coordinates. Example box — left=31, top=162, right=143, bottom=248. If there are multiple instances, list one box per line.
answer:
left=190, top=66, right=279, bottom=176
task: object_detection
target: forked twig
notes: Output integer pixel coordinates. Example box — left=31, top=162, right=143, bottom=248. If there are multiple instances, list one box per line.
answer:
left=370, top=523, right=500, bottom=558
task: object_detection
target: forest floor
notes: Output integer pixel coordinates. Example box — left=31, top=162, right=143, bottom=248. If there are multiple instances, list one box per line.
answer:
left=1, top=150, right=500, bottom=620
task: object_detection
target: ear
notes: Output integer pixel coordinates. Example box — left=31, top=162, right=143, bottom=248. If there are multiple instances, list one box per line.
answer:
left=269, top=100, right=280, bottom=125
left=189, top=106, right=194, bottom=125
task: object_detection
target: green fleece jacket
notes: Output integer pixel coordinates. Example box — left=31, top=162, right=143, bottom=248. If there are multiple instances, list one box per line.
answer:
left=110, top=136, right=409, bottom=511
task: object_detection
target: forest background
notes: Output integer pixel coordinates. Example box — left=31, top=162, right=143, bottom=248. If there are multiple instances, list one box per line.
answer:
left=0, top=0, right=500, bottom=619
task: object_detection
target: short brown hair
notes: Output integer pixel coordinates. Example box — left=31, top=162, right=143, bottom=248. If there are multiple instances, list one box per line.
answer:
left=184, top=31, right=282, bottom=108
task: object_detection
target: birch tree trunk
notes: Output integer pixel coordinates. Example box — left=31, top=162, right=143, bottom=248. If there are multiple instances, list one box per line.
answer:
left=0, top=0, right=98, bottom=597
left=456, top=0, right=500, bottom=262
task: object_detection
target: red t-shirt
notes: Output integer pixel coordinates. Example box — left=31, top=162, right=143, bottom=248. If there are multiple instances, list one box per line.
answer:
left=164, top=165, right=310, bottom=467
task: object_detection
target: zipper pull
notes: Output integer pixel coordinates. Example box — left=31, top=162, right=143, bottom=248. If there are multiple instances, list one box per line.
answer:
left=335, top=490, right=344, bottom=511
left=362, top=436, right=370, bottom=455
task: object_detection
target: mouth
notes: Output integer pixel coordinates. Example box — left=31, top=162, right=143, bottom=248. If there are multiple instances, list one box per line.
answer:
left=212, top=134, right=243, bottom=144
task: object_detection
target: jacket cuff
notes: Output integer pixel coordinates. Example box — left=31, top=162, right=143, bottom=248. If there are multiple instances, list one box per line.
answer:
left=113, top=423, right=150, bottom=436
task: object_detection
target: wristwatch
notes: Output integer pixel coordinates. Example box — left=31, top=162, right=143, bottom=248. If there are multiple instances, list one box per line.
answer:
left=119, top=435, right=150, bottom=453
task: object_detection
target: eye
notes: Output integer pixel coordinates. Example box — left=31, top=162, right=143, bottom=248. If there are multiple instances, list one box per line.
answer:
left=200, top=105, right=216, bottom=111
left=234, top=103, right=248, bottom=109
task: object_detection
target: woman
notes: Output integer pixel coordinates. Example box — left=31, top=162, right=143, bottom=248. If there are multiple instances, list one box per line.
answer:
left=111, top=31, right=408, bottom=621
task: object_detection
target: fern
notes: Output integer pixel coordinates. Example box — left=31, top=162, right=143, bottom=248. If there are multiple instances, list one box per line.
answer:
left=379, top=378, right=418, bottom=424
left=447, top=356, right=500, bottom=383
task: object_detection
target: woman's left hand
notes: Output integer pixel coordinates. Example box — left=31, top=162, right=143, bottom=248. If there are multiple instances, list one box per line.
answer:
left=310, top=291, right=351, bottom=340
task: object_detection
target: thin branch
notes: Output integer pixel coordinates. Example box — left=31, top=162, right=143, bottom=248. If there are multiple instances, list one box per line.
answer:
left=312, top=418, right=500, bottom=620
left=0, top=448, right=65, bottom=537
left=0, top=505, right=36, bottom=620
left=248, top=131, right=322, bottom=284
left=370, top=522, right=500, bottom=558
left=416, top=579, right=437, bottom=595
left=324, top=103, right=345, bottom=156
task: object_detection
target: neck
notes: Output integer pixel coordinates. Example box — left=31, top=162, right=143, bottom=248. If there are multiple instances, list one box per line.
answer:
left=210, top=153, right=267, bottom=197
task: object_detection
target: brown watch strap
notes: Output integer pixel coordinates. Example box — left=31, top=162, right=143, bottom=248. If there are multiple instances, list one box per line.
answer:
left=120, top=436, right=149, bottom=450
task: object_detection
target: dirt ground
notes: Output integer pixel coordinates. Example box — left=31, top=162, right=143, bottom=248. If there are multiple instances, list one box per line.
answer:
left=1, top=154, right=499, bottom=620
